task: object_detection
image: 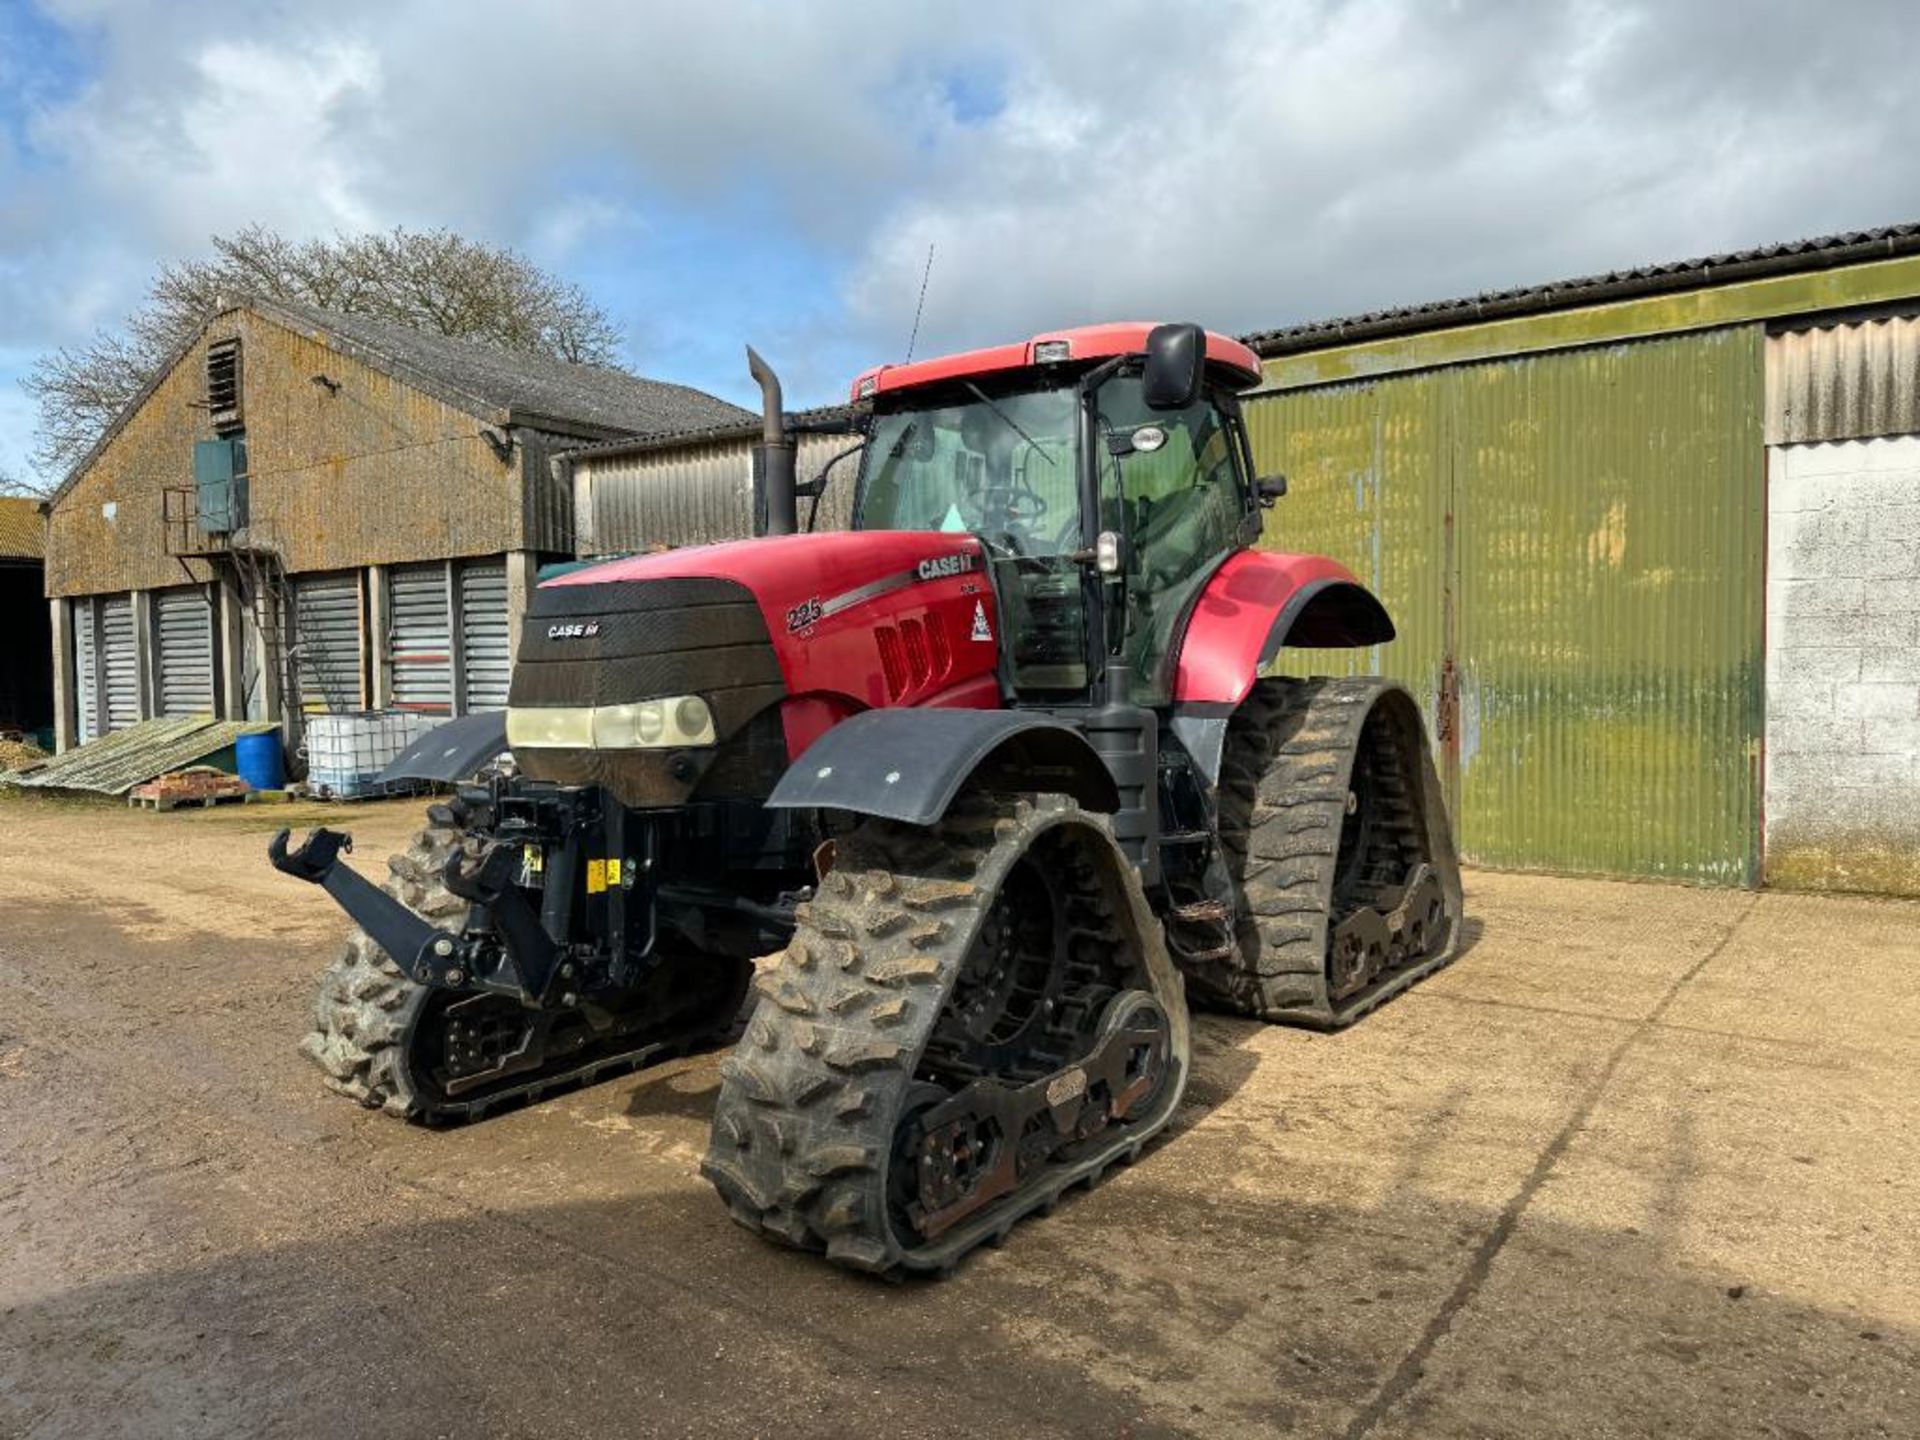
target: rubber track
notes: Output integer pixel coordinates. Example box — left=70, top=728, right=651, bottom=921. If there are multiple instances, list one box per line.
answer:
left=700, top=794, right=1191, bottom=1277
left=299, top=816, right=737, bottom=1123
left=1183, top=676, right=1464, bottom=1027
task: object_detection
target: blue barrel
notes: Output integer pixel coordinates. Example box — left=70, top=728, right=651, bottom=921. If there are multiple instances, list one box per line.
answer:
left=235, top=732, right=285, bottom=792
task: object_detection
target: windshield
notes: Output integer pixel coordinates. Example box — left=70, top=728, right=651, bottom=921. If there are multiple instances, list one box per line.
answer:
left=853, top=386, right=1081, bottom=555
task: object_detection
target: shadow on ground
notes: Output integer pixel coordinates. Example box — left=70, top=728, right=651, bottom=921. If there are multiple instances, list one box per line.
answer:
left=2, top=1151, right=1910, bottom=1440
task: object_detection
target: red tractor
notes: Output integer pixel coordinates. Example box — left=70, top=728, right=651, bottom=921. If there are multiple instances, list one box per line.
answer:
left=273, top=322, right=1460, bottom=1275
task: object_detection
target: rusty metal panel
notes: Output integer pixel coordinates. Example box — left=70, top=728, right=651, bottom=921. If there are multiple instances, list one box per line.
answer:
left=1766, top=312, right=1920, bottom=444
left=576, top=431, right=859, bottom=556
left=1246, top=327, right=1765, bottom=884
left=1452, top=329, right=1765, bottom=884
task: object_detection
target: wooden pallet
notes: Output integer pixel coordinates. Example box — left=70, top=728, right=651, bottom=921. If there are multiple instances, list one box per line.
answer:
left=128, top=789, right=250, bottom=812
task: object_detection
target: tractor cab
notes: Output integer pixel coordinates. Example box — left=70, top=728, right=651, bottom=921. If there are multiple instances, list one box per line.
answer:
left=841, top=323, right=1267, bottom=707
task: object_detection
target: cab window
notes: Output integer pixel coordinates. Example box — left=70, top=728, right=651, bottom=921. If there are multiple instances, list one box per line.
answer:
left=1096, top=380, right=1249, bottom=701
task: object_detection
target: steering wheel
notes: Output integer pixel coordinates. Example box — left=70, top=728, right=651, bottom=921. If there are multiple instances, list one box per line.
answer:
left=984, top=530, right=1027, bottom=558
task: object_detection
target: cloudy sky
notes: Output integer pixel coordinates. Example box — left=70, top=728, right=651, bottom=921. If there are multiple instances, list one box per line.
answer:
left=1, top=0, right=1914, bottom=481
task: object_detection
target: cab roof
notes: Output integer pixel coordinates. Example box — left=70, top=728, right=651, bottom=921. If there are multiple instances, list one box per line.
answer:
left=851, top=322, right=1263, bottom=403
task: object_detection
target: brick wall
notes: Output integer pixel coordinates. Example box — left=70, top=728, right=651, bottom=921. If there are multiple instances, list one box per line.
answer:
left=1766, top=435, right=1920, bottom=892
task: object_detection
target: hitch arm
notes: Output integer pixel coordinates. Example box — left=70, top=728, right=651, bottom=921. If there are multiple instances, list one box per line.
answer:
left=268, top=828, right=449, bottom=984
left=443, top=843, right=565, bottom=1001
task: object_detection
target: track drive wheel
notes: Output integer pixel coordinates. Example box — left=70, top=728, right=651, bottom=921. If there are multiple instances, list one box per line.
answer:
left=1183, top=676, right=1464, bottom=1027
left=701, top=793, right=1191, bottom=1277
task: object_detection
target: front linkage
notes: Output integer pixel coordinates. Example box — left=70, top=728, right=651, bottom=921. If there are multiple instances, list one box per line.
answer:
left=271, top=784, right=658, bottom=1013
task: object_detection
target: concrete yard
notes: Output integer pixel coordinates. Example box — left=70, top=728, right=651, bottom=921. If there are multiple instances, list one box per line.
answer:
left=0, top=790, right=1915, bottom=1439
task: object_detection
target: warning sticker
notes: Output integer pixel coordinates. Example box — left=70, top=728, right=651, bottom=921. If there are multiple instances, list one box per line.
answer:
left=970, top=600, right=993, bottom=642
left=586, top=859, right=608, bottom=894
left=607, top=857, right=623, bottom=887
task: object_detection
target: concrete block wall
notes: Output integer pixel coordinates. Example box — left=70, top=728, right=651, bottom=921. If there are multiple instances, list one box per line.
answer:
left=1766, top=435, right=1920, bottom=892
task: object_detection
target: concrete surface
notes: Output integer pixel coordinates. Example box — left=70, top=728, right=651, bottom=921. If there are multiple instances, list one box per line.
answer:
left=0, top=789, right=1915, bottom=1439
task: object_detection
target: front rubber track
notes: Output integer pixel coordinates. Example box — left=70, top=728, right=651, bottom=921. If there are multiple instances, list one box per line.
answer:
left=701, top=793, right=1192, bottom=1278
left=299, top=813, right=744, bottom=1124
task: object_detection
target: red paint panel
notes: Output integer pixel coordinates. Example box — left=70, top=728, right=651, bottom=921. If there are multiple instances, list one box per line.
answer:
left=550, top=532, right=1003, bottom=748
left=853, top=323, right=1262, bottom=401
left=1173, top=550, right=1364, bottom=705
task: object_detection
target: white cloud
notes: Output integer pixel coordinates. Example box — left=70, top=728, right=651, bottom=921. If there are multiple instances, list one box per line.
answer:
left=2, top=0, right=1917, bottom=462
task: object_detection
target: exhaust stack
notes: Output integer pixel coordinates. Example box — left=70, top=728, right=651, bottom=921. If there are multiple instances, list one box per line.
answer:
left=747, top=346, right=798, bottom=538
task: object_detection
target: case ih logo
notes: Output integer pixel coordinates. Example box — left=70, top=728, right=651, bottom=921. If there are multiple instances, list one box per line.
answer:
left=546, top=621, right=601, bottom=640
left=916, top=553, right=976, bottom=581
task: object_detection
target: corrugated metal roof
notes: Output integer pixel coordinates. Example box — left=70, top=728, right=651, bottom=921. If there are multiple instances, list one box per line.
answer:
left=1245, top=223, right=1920, bottom=357
left=1766, top=313, right=1920, bottom=445
left=1, top=715, right=277, bottom=794
left=48, top=296, right=756, bottom=508
left=261, top=296, right=754, bottom=438
left=0, top=497, right=44, bottom=560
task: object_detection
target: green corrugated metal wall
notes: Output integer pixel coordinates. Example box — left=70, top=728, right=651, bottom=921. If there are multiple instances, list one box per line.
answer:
left=1246, top=327, right=1766, bottom=885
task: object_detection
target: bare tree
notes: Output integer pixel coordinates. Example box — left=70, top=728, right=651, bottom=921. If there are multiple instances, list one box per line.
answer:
left=0, top=465, right=50, bottom=500
left=24, top=225, right=624, bottom=473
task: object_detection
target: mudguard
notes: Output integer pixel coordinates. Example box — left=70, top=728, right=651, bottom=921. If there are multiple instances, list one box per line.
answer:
left=379, top=710, right=509, bottom=785
left=1173, top=550, right=1394, bottom=707
left=764, top=708, right=1120, bottom=825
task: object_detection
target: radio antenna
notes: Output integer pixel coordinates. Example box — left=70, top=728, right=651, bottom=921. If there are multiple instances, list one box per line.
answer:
left=904, top=243, right=935, bottom=362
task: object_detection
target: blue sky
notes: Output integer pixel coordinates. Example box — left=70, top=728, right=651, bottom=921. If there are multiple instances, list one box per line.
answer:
left=2, top=0, right=1916, bottom=485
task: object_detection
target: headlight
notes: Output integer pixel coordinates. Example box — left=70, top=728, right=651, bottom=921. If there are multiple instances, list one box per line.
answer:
left=506, top=695, right=717, bottom=750
left=505, top=705, right=594, bottom=749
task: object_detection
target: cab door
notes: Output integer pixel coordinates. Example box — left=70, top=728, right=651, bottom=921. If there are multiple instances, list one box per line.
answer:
left=1094, top=383, right=1253, bottom=705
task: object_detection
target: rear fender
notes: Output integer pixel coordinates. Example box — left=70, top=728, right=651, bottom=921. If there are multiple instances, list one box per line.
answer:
left=1173, top=550, right=1394, bottom=708
left=764, top=709, right=1119, bottom=825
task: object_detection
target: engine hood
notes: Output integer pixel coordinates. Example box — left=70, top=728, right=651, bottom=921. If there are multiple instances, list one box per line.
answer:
left=548, top=531, right=1003, bottom=708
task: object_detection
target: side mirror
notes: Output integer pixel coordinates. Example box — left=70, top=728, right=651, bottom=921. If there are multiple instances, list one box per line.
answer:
left=1142, top=322, right=1206, bottom=410
left=1256, top=474, right=1288, bottom=507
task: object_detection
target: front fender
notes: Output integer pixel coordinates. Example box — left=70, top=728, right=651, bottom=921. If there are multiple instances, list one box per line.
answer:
left=764, top=708, right=1120, bottom=825
left=1173, top=550, right=1394, bottom=706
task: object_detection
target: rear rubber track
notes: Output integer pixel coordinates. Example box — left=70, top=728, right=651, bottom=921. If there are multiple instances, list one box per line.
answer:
left=1185, top=675, right=1464, bottom=1026
left=701, top=793, right=1191, bottom=1277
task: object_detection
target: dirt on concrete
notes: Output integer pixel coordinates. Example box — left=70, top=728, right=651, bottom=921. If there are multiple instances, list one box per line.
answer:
left=0, top=787, right=1915, bottom=1439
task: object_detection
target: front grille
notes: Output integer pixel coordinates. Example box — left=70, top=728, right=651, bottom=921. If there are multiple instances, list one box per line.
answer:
left=511, top=578, right=783, bottom=712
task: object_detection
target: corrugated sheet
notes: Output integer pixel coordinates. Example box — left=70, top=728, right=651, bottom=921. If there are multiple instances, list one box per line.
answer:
left=1246, top=326, right=1765, bottom=884
left=292, top=571, right=364, bottom=713
left=3, top=715, right=275, bottom=793
left=1246, top=369, right=1453, bottom=718
left=389, top=562, right=453, bottom=715
left=459, top=558, right=510, bottom=711
left=74, top=596, right=99, bottom=741
left=0, top=497, right=43, bottom=560
left=101, top=594, right=138, bottom=731
left=1766, top=312, right=1920, bottom=444
left=575, top=431, right=861, bottom=555
left=154, top=584, right=216, bottom=717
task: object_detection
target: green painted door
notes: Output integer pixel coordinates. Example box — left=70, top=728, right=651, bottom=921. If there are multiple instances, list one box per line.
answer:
left=1244, top=328, right=1764, bottom=885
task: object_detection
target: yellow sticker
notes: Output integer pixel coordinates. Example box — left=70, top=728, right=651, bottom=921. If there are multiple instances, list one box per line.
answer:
left=586, top=859, right=607, bottom=894
left=524, top=845, right=544, bottom=874
left=606, top=857, right=623, bottom=887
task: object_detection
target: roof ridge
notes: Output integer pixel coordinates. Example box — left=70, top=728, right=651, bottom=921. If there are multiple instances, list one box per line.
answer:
left=1242, top=220, right=1920, bottom=355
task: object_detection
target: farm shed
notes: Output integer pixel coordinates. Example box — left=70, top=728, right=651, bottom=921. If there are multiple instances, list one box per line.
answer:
left=41, top=296, right=748, bottom=761
left=1245, top=224, right=1920, bottom=893
left=562, top=408, right=860, bottom=555
left=570, top=225, right=1920, bottom=894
